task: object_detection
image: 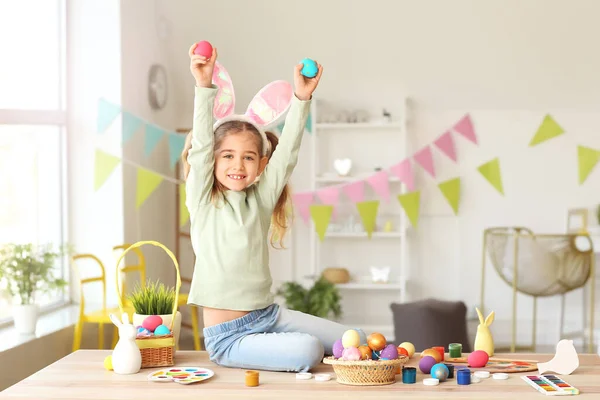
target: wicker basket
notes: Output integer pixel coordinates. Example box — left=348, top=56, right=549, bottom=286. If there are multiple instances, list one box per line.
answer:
left=322, top=356, right=409, bottom=386
left=116, top=240, right=181, bottom=369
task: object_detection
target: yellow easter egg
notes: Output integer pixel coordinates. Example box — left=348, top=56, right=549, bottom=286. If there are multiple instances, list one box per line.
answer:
left=104, top=355, right=113, bottom=371
left=420, top=348, right=442, bottom=363
left=341, top=329, right=361, bottom=348
left=399, top=341, right=415, bottom=358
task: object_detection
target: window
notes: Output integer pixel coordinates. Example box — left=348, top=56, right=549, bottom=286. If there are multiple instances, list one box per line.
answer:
left=0, top=0, right=68, bottom=324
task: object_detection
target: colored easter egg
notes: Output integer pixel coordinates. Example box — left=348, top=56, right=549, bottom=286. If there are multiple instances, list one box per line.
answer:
left=342, top=329, right=361, bottom=348
left=397, top=346, right=409, bottom=357
left=380, top=344, right=399, bottom=360
left=367, top=332, right=386, bottom=351
left=399, top=341, right=415, bottom=357
left=468, top=350, right=489, bottom=368
left=371, top=350, right=381, bottom=360
left=421, top=348, right=443, bottom=363
left=332, top=339, right=344, bottom=358
left=431, top=363, right=450, bottom=381
left=357, top=345, right=372, bottom=360
left=154, top=324, right=171, bottom=336
left=300, top=58, right=318, bottom=78
left=419, top=355, right=437, bottom=374
left=342, top=346, right=361, bottom=361
left=194, top=40, right=213, bottom=58
left=142, top=315, right=162, bottom=332
left=103, top=355, right=113, bottom=371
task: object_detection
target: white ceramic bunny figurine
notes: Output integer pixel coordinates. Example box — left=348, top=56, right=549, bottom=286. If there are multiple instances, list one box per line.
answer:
left=474, top=307, right=495, bottom=357
left=110, top=312, right=141, bottom=375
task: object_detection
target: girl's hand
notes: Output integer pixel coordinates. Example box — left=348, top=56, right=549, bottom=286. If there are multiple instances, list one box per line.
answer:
left=293, top=61, right=323, bottom=101
left=189, top=43, right=218, bottom=88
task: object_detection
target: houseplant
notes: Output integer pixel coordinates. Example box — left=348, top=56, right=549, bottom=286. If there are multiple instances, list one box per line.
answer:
left=0, top=243, right=68, bottom=334
left=127, top=279, right=182, bottom=350
left=276, top=276, right=342, bottom=320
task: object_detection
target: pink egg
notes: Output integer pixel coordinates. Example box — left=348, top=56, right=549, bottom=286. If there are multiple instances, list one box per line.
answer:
left=342, top=346, right=362, bottom=361
left=467, top=350, right=489, bottom=368
left=380, top=344, right=399, bottom=360
left=332, top=339, right=344, bottom=358
left=194, top=40, right=213, bottom=58
left=142, top=315, right=162, bottom=332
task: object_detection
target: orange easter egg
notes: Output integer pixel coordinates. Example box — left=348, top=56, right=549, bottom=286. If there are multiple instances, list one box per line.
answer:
left=357, top=345, right=372, bottom=360
left=367, top=332, right=387, bottom=351
left=397, top=346, right=409, bottom=357
left=420, top=348, right=442, bottom=363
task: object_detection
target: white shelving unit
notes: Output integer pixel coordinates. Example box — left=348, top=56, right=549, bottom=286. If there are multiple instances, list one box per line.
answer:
left=308, top=99, right=411, bottom=341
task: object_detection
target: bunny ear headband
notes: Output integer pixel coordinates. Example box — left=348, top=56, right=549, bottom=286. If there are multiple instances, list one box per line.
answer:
left=211, top=61, right=293, bottom=155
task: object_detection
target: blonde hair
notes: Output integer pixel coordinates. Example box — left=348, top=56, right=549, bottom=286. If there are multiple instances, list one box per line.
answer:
left=181, top=123, right=292, bottom=248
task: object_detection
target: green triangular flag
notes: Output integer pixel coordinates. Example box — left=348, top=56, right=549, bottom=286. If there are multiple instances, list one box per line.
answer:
left=529, top=114, right=565, bottom=146
left=136, top=168, right=164, bottom=208
left=477, top=158, right=504, bottom=195
left=179, top=184, right=190, bottom=227
left=94, top=150, right=120, bottom=191
left=309, top=205, right=333, bottom=241
left=578, top=145, right=600, bottom=185
left=356, top=200, right=379, bottom=238
left=438, top=177, right=461, bottom=215
left=397, top=191, right=420, bottom=228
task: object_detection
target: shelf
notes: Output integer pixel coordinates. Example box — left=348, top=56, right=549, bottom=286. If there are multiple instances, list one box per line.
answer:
left=315, top=122, right=403, bottom=130
left=315, top=176, right=401, bottom=183
left=335, top=282, right=404, bottom=290
left=325, top=232, right=402, bottom=238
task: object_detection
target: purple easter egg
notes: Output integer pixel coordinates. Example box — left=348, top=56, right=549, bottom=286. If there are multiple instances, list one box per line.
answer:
left=380, top=344, right=399, bottom=360
left=419, top=355, right=437, bottom=374
left=332, top=339, right=344, bottom=358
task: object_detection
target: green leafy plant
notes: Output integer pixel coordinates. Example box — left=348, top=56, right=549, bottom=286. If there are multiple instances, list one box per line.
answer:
left=0, top=243, right=69, bottom=305
left=276, top=276, right=342, bottom=319
left=127, top=279, right=176, bottom=315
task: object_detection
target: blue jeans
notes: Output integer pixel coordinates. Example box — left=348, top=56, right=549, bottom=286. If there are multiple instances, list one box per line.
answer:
left=203, top=303, right=366, bottom=372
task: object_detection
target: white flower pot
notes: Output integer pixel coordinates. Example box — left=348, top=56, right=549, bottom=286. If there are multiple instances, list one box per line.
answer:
left=13, top=304, right=38, bottom=335
left=132, top=311, right=182, bottom=353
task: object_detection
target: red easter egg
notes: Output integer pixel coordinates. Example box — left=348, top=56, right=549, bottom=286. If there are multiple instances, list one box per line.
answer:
left=142, top=315, right=163, bottom=332
left=194, top=41, right=213, bottom=58
left=467, top=350, right=489, bottom=368
left=397, top=346, right=409, bottom=357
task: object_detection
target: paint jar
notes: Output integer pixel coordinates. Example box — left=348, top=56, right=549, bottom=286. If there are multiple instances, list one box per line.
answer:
left=457, top=368, right=471, bottom=385
left=245, top=370, right=259, bottom=387
left=433, top=346, right=445, bottom=361
left=444, top=363, right=455, bottom=379
left=449, top=343, right=462, bottom=358
left=402, top=367, right=416, bottom=384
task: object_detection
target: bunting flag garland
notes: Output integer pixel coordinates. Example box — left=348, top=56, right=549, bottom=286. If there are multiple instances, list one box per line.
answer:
left=122, top=112, right=144, bottom=144
left=310, top=205, right=333, bottom=241
left=366, top=171, right=391, bottom=202
left=529, top=114, right=564, bottom=147
left=293, top=192, right=314, bottom=224
left=144, top=124, right=165, bottom=156
left=97, top=98, right=121, bottom=133
left=438, top=177, right=461, bottom=215
left=316, top=186, right=340, bottom=218
left=168, top=133, right=187, bottom=169
left=389, top=159, right=415, bottom=191
left=413, top=146, right=436, bottom=178
left=277, top=110, right=312, bottom=134
left=356, top=200, right=379, bottom=238
left=477, top=158, right=504, bottom=195
left=342, top=180, right=365, bottom=203
left=94, top=150, right=121, bottom=190
left=578, top=145, right=600, bottom=185
left=452, top=113, right=478, bottom=144
left=136, top=167, right=164, bottom=209
left=434, top=131, right=457, bottom=162
left=397, top=191, right=421, bottom=228
left=179, top=184, right=190, bottom=227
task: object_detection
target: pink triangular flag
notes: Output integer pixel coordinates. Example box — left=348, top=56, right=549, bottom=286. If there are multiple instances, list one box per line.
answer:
left=413, top=146, right=436, bottom=178
left=389, top=159, right=415, bottom=191
left=293, top=192, right=314, bottom=224
left=316, top=186, right=340, bottom=206
left=453, top=114, right=477, bottom=144
left=434, top=131, right=457, bottom=162
left=366, top=171, right=391, bottom=202
left=342, top=180, right=365, bottom=203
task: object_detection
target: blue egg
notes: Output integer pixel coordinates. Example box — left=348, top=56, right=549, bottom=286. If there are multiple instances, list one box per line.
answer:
left=430, top=363, right=450, bottom=381
left=154, top=324, right=171, bottom=336
left=300, top=58, right=318, bottom=78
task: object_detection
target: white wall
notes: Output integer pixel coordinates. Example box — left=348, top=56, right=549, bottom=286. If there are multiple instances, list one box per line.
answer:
left=109, top=0, right=600, bottom=345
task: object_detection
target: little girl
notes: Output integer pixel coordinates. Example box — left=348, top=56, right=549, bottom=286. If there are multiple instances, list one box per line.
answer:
left=181, top=43, right=366, bottom=372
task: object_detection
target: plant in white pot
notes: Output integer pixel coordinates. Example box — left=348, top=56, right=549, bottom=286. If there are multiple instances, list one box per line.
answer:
left=127, top=279, right=182, bottom=351
left=0, top=243, right=68, bottom=334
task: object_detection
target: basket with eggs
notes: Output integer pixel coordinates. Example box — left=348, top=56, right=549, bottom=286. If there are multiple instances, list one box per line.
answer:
left=323, top=330, right=413, bottom=386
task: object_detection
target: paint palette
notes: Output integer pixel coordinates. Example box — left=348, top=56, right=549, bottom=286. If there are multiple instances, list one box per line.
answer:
left=445, top=357, right=538, bottom=373
left=521, top=375, right=579, bottom=396
left=147, top=367, right=215, bottom=385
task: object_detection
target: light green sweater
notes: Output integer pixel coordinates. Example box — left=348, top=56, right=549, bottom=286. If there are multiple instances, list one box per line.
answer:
left=186, top=85, right=310, bottom=311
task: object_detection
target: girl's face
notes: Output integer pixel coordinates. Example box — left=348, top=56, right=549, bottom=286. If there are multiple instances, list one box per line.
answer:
left=214, top=130, right=268, bottom=191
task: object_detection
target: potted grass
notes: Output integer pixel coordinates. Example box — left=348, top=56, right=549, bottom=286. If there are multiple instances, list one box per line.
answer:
left=276, top=276, right=342, bottom=320
left=127, top=279, right=182, bottom=350
left=0, top=243, right=68, bottom=334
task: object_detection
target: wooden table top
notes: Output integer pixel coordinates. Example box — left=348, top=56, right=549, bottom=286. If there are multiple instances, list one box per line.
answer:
left=1, top=350, right=599, bottom=399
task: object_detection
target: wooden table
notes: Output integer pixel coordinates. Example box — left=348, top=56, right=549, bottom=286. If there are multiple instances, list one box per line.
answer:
left=1, top=350, right=599, bottom=399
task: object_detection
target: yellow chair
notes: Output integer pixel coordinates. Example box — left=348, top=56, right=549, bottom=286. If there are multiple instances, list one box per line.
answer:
left=71, top=254, right=122, bottom=351
left=113, top=244, right=202, bottom=350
